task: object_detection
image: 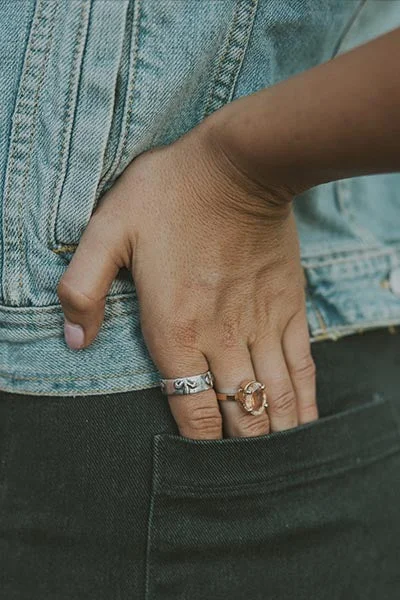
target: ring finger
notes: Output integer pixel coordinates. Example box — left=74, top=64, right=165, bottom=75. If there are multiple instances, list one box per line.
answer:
left=206, top=345, right=270, bottom=438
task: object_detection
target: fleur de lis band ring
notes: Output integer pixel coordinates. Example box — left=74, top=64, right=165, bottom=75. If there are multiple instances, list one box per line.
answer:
left=216, top=380, right=268, bottom=416
left=159, top=370, right=214, bottom=396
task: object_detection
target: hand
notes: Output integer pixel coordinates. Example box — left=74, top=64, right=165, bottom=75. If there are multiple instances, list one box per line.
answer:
left=57, top=117, right=318, bottom=439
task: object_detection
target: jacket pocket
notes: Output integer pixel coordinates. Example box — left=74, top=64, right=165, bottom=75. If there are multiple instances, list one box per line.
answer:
left=47, top=1, right=130, bottom=251
left=145, top=396, right=400, bottom=600
left=52, top=0, right=259, bottom=252
left=2, top=0, right=259, bottom=304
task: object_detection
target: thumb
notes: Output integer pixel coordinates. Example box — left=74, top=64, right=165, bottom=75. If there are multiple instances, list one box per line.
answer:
left=57, top=213, right=128, bottom=350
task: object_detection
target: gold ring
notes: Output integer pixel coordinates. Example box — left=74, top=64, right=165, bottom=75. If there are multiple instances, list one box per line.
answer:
left=216, top=379, right=268, bottom=416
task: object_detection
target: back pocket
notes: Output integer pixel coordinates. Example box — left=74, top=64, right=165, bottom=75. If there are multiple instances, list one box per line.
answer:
left=145, top=396, right=400, bottom=600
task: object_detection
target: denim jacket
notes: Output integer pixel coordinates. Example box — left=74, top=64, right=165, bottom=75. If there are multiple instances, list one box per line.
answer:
left=1, top=0, right=400, bottom=395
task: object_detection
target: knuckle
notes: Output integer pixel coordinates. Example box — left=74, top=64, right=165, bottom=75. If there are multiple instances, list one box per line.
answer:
left=269, top=387, right=296, bottom=417
left=236, top=414, right=269, bottom=438
left=218, top=314, right=242, bottom=349
left=169, top=318, right=201, bottom=350
left=289, top=354, right=316, bottom=382
left=184, top=404, right=222, bottom=438
left=57, top=280, right=98, bottom=314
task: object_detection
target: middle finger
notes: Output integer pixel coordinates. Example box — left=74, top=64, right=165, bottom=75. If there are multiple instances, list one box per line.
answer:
left=206, top=345, right=270, bottom=438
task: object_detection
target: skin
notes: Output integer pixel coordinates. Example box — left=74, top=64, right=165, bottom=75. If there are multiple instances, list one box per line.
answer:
left=57, top=25, right=400, bottom=440
left=57, top=126, right=317, bottom=440
left=211, top=26, right=400, bottom=193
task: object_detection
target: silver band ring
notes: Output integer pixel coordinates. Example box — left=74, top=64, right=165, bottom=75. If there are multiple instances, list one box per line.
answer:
left=159, top=370, right=214, bottom=396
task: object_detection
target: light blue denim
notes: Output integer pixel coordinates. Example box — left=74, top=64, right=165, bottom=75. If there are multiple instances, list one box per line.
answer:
left=1, top=0, right=400, bottom=395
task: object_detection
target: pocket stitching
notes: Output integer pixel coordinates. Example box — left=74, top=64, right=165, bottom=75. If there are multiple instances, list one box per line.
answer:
left=2, top=0, right=59, bottom=305
left=144, top=429, right=400, bottom=600
left=152, top=398, right=399, bottom=493
left=203, top=0, right=259, bottom=118
left=157, top=433, right=400, bottom=496
left=48, top=0, right=92, bottom=249
left=94, top=0, right=142, bottom=202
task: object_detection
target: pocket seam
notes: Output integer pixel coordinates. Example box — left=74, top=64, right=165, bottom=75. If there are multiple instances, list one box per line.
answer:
left=157, top=433, right=400, bottom=497
left=144, top=423, right=400, bottom=600
left=152, top=397, right=399, bottom=493
left=2, top=0, right=59, bottom=305
left=94, top=0, right=142, bottom=202
left=0, top=396, right=15, bottom=509
left=47, top=0, right=91, bottom=249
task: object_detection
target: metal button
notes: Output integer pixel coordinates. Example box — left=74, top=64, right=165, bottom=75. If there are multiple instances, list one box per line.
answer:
left=389, top=268, right=400, bottom=297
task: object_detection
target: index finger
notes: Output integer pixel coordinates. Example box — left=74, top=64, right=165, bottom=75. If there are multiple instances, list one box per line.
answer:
left=157, top=352, right=223, bottom=440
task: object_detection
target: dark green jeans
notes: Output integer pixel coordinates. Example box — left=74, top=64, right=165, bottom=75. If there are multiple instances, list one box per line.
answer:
left=1, top=328, right=400, bottom=599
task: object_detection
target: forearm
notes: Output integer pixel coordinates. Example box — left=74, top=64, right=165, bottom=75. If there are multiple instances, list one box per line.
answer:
left=207, top=26, right=400, bottom=194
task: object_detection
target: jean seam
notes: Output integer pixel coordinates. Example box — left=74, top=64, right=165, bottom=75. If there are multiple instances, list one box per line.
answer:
left=0, top=368, right=158, bottom=382
left=335, top=181, right=382, bottom=247
left=95, top=0, right=142, bottom=201
left=319, top=0, right=390, bottom=255
left=309, top=318, right=400, bottom=339
left=2, top=0, right=58, bottom=305
left=156, top=435, right=400, bottom=497
left=144, top=435, right=159, bottom=600
left=0, top=381, right=161, bottom=398
left=48, top=0, right=91, bottom=249
left=302, top=246, right=400, bottom=269
left=331, top=0, right=368, bottom=59
left=203, top=0, right=258, bottom=118
left=0, top=397, right=15, bottom=510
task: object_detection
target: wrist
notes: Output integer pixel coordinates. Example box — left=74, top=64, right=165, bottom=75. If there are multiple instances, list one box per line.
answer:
left=199, top=100, right=301, bottom=206
left=202, top=93, right=311, bottom=200
left=204, top=26, right=400, bottom=195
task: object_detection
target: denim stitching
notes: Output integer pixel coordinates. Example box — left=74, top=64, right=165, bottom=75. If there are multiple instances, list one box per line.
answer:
left=330, top=0, right=383, bottom=247
left=203, top=6, right=240, bottom=115
left=0, top=397, right=15, bottom=509
left=302, top=245, right=400, bottom=269
left=335, top=181, right=381, bottom=246
left=331, top=0, right=368, bottom=59
left=0, top=369, right=158, bottom=382
left=153, top=400, right=399, bottom=493
left=310, top=317, right=400, bottom=339
left=2, top=0, right=58, bottom=304
left=144, top=436, right=159, bottom=600
left=95, top=0, right=142, bottom=200
left=0, top=382, right=160, bottom=398
left=203, top=0, right=258, bottom=118
left=48, top=0, right=91, bottom=248
left=0, top=292, right=136, bottom=318
left=13, top=4, right=55, bottom=289
left=119, top=0, right=143, bottom=174
left=300, top=243, right=400, bottom=263
left=158, top=441, right=400, bottom=497
left=304, top=280, right=339, bottom=339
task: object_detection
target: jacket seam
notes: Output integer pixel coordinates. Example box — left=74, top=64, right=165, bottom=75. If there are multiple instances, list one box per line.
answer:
left=203, top=0, right=258, bottom=117
left=331, top=0, right=368, bottom=58
left=2, top=0, right=58, bottom=304
left=95, top=0, right=142, bottom=200
left=310, top=318, right=400, bottom=342
left=0, top=368, right=158, bottom=382
left=302, top=245, right=400, bottom=269
left=48, top=0, right=91, bottom=249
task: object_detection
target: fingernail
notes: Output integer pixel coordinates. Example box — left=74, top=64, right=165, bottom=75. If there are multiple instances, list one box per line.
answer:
left=64, top=319, right=85, bottom=350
